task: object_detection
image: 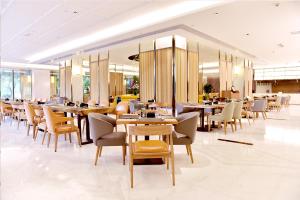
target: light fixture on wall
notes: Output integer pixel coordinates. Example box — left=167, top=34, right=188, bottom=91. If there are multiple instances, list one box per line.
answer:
left=27, top=75, right=31, bottom=82
left=72, top=65, right=81, bottom=75
left=234, top=66, right=241, bottom=75
left=50, top=76, right=55, bottom=83
left=26, top=1, right=221, bottom=62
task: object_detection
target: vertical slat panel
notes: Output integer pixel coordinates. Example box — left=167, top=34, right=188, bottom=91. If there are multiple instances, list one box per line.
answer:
left=90, top=60, right=99, bottom=103
left=175, top=48, right=187, bottom=103
left=59, top=67, right=66, bottom=97
left=156, top=48, right=172, bottom=106
left=226, top=54, right=233, bottom=90
left=65, top=65, right=72, bottom=100
left=188, top=51, right=199, bottom=103
left=139, top=51, right=154, bottom=102
left=219, top=51, right=227, bottom=93
left=99, top=59, right=109, bottom=106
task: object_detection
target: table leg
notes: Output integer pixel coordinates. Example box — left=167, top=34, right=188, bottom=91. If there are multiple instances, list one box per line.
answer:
left=80, top=115, right=93, bottom=145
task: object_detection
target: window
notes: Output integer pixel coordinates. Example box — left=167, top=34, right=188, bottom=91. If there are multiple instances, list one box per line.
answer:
left=0, top=68, right=32, bottom=100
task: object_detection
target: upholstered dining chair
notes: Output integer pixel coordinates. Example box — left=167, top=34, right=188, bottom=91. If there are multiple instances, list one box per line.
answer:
left=233, top=101, right=244, bottom=131
left=0, top=102, right=13, bottom=123
left=173, top=112, right=199, bottom=163
left=208, top=102, right=235, bottom=134
left=88, top=113, right=127, bottom=166
left=24, top=102, right=45, bottom=140
left=268, top=96, right=282, bottom=111
left=11, top=104, right=27, bottom=129
left=43, top=106, right=81, bottom=152
left=129, top=125, right=175, bottom=188
left=251, top=99, right=267, bottom=120
left=115, top=102, right=129, bottom=132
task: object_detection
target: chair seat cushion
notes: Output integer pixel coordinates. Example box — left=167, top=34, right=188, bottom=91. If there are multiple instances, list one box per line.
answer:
left=96, top=132, right=126, bottom=146
left=133, top=140, right=168, bottom=153
left=172, top=131, right=192, bottom=145
left=55, top=124, right=78, bottom=133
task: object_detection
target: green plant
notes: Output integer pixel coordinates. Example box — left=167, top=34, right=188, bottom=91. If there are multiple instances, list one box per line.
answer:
left=203, top=83, right=213, bottom=94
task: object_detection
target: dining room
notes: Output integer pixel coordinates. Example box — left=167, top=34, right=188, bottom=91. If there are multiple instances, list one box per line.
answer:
left=1, top=1, right=300, bottom=200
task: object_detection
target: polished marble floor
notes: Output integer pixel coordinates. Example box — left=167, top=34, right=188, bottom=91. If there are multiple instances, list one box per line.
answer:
left=1, top=106, right=300, bottom=200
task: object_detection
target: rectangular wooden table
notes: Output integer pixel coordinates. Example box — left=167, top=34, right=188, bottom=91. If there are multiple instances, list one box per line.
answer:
left=44, top=105, right=111, bottom=145
left=183, top=104, right=225, bottom=132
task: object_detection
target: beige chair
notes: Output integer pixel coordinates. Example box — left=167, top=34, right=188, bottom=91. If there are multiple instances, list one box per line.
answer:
left=208, top=102, right=235, bottom=134
left=129, top=125, right=175, bottom=188
left=24, top=102, right=45, bottom=139
left=43, top=106, right=81, bottom=152
left=11, top=104, right=27, bottom=129
left=251, top=99, right=267, bottom=120
left=88, top=113, right=126, bottom=166
left=172, top=112, right=199, bottom=163
left=0, top=102, right=13, bottom=123
left=233, top=101, right=244, bottom=131
left=115, top=102, right=129, bottom=132
left=268, top=96, right=282, bottom=111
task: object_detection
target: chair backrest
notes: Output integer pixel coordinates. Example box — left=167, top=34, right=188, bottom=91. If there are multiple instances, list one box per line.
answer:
left=129, top=125, right=172, bottom=136
left=221, top=102, right=235, bottom=121
left=43, top=106, right=58, bottom=133
left=252, top=99, right=267, bottom=112
left=24, top=102, right=35, bottom=124
left=115, top=102, right=129, bottom=116
left=175, top=112, right=199, bottom=143
left=276, top=96, right=282, bottom=104
left=233, top=101, right=243, bottom=119
left=88, top=113, right=115, bottom=145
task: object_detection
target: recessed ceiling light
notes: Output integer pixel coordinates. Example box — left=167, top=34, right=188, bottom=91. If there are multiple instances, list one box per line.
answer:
left=24, top=33, right=31, bottom=37
left=277, top=43, right=284, bottom=48
left=26, top=1, right=221, bottom=62
left=245, top=33, right=250, bottom=36
left=73, top=11, right=78, bottom=14
left=291, top=30, right=300, bottom=35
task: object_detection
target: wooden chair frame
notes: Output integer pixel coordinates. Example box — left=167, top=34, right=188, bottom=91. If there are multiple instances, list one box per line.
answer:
left=129, top=125, right=175, bottom=188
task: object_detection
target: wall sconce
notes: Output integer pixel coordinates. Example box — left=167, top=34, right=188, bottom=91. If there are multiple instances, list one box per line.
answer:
left=50, top=76, right=55, bottom=83
left=72, top=65, right=81, bottom=75
left=234, top=66, right=241, bottom=75
left=27, top=75, right=31, bottom=82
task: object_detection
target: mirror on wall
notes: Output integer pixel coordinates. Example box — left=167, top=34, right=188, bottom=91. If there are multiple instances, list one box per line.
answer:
left=198, top=45, right=220, bottom=100
left=109, top=42, right=139, bottom=103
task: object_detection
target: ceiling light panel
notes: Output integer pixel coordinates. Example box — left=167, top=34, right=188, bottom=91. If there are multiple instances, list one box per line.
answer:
left=26, top=1, right=221, bottom=62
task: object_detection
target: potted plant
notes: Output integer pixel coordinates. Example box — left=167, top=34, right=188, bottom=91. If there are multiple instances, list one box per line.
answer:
left=203, top=83, right=213, bottom=100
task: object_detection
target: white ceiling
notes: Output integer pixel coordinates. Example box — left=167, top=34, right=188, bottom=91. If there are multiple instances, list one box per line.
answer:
left=2, top=0, right=300, bottom=67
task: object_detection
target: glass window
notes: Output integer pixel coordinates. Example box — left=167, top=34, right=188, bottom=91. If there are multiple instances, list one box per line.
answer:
left=0, top=69, right=13, bottom=100
left=14, top=70, right=32, bottom=100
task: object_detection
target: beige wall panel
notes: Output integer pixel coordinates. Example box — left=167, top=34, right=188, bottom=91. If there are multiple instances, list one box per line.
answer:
left=175, top=48, right=187, bottom=103
left=59, top=67, right=66, bottom=97
left=219, top=60, right=227, bottom=93
left=99, top=59, right=109, bottom=106
left=90, top=61, right=99, bottom=103
left=226, top=54, right=233, bottom=90
left=65, top=65, right=72, bottom=100
left=156, top=48, right=173, bottom=106
left=109, top=72, right=123, bottom=97
left=188, top=51, right=199, bottom=103
left=139, top=51, right=155, bottom=102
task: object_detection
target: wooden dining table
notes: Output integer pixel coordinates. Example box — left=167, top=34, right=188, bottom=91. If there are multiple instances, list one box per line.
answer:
left=36, top=104, right=112, bottom=145
left=183, top=104, right=225, bottom=132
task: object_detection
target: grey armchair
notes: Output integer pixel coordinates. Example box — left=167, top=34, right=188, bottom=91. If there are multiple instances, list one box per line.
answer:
left=173, top=112, right=199, bottom=163
left=252, top=99, right=267, bottom=120
left=88, top=113, right=127, bottom=166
